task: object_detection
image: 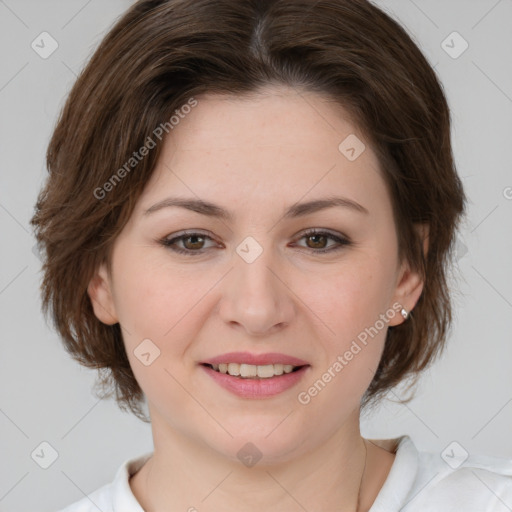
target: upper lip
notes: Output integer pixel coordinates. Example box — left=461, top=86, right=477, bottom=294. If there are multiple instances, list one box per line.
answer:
left=201, top=352, right=309, bottom=367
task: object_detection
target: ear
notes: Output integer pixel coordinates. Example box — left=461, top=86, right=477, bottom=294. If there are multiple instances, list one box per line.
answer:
left=87, top=262, right=119, bottom=325
left=388, top=223, right=429, bottom=326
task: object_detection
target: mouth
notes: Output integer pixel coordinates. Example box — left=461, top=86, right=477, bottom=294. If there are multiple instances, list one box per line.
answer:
left=200, top=362, right=308, bottom=379
left=199, top=362, right=310, bottom=398
left=199, top=352, right=311, bottom=398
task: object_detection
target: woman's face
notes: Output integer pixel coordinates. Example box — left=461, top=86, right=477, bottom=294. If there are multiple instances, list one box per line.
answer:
left=89, top=85, right=424, bottom=463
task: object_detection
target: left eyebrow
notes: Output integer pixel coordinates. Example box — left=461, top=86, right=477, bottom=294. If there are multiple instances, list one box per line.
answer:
left=143, top=195, right=369, bottom=220
left=282, top=196, right=369, bottom=218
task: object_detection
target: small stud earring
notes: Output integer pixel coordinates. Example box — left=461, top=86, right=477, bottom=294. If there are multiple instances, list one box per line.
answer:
left=400, top=308, right=408, bottom=320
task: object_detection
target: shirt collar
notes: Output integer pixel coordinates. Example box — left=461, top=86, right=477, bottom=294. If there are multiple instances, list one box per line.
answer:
left=368, top=435, right=419, bottom=512
left=110, top=436, right=418, bottom=511
left=112, top=451, right=153, bottom=512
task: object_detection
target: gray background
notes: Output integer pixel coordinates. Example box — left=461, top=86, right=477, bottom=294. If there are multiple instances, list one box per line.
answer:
left=0, top=1, right=511, bottom=511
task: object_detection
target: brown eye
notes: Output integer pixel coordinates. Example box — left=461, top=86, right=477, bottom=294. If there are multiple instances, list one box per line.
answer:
left=305, top=233, right=329, bottom=250
left=182, top=235, right=206, bottom=250
left=294, top=229, right=351, bottom=254
left=159, top=231, right=218, bottom=255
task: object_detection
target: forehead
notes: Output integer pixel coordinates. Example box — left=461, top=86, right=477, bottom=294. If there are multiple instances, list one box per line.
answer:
left=137, top=86, right=388, bottom=219
left=171, top=86, right=366, bottom=150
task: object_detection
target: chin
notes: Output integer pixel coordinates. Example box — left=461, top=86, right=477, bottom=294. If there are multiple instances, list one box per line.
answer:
left=202, top=424, right=308, bottom=467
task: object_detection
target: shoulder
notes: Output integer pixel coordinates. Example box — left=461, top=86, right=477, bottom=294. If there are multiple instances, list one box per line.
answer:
left=400, top=437, right=512, bottom=511
left=369, top=436, right=512, bottom=511
left=54, top=452, right=152, bottom=512
left=55, top=481, right=114, bottom=512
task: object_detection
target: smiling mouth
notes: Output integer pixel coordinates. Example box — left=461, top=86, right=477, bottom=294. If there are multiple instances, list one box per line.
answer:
left=201, top=362, right=307, bottom=379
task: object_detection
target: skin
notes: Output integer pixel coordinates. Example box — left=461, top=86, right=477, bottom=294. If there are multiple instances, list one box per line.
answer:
left=88, top=85, right=427, bottom=512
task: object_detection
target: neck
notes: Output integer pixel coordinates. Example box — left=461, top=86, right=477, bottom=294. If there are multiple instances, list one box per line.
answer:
left=130, top=408, right=381, bottom=512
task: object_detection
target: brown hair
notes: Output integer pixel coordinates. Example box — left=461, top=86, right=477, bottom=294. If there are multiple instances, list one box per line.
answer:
left=31, top=0, right=467, bottom=422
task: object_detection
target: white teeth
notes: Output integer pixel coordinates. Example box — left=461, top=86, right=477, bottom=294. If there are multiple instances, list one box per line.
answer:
left=240, top=364, right=257, bottom=378
left=210, top=362, right=300, bottom=378
left=227, top=363, right=240, bottom=376
left=257, top=364, right=276, bottom=378
left=273, top=364, right=284, bottom=376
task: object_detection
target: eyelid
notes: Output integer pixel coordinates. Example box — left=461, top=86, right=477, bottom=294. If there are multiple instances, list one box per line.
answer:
left=296, top=227, right=350, bottom=240
left=158, top=229, right=222, bottom=255
left=292, top=228, right=351, bottom=252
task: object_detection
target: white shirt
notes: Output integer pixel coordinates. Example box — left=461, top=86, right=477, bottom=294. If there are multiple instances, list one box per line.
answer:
left=56, top=436, right=512, bottom=511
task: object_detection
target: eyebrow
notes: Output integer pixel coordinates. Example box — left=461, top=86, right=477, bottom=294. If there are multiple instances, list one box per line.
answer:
left=143, top=195, right=369, bottom=220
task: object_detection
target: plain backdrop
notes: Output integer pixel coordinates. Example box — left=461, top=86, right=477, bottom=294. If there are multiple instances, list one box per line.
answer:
left=0, top=1, right=511, bottom=511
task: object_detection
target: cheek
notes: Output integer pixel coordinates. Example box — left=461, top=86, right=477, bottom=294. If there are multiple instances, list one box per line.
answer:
left=298, top=253, right=394, bottom=395
left=112, top=262, right=202, bottom=406
left=111, top=254, right=223, bottom=389
left=305, top=255, right=391, bottom=338
left=110, top=252, right=196, bottom=347
left=296, top=275, right=389, bottom=416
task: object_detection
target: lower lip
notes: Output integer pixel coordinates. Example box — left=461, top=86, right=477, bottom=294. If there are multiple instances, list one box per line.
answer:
left=200, top=364, right=310, bottom=399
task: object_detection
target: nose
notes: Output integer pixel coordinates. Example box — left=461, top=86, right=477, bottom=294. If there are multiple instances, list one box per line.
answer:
left=217, top=243, right=296, bottom=337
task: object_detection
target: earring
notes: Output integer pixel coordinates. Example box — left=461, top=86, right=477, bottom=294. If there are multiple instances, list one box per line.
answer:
left=400, top=308, right=408, bottom=320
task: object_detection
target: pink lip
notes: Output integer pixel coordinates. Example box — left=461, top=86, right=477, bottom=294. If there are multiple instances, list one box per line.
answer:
left=201, top=351, right=309, bottom=366
left=200, top=364, right=310, bottom=399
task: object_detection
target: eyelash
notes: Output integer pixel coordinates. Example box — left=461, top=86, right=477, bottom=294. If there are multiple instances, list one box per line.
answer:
left=158, top=229, right=352, bottom=256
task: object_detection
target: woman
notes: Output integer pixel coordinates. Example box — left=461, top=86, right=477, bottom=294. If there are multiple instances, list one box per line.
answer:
left=31, top=0, right=511, bottom=510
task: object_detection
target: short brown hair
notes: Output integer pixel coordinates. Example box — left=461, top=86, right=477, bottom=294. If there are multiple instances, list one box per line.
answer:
left=31, top=0, right=467, bottom=422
